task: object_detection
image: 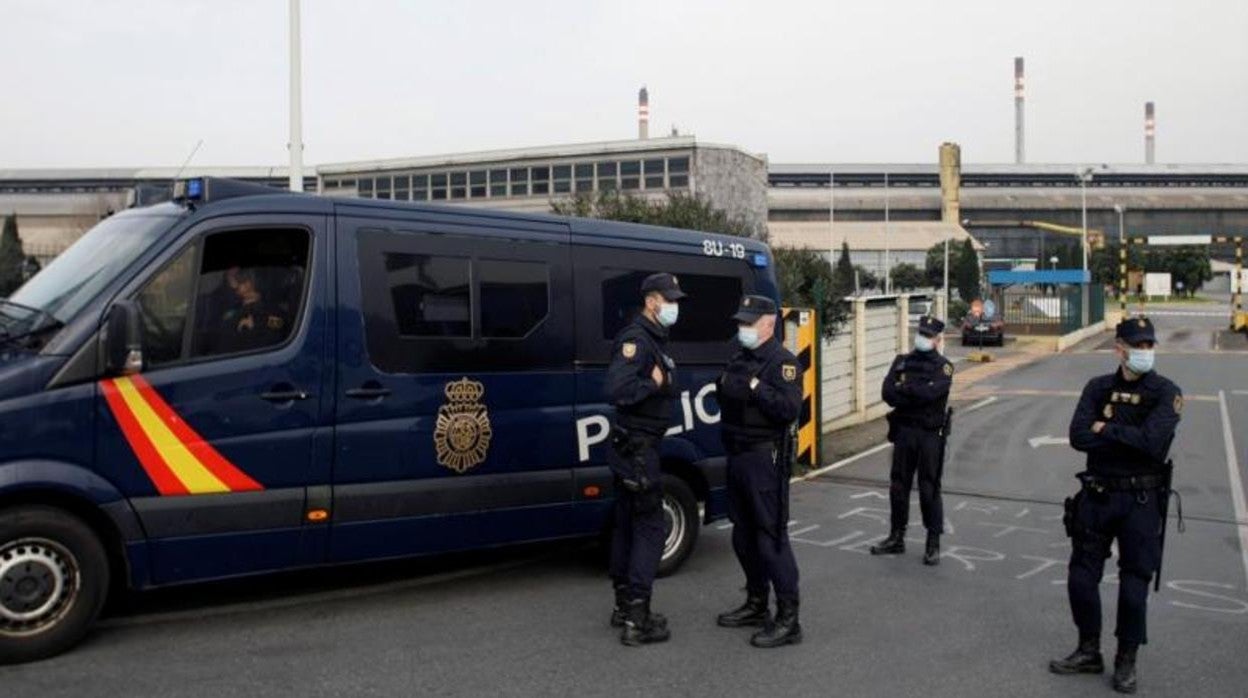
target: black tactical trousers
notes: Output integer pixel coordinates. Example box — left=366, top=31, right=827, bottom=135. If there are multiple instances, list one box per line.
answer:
left=608, top=440, right=665, bottom=601
left=888, top=425, right=944, bottom=534
left=1067, top=487, right=1163, bottom=646
left=727, top=443, right=799, bottom=602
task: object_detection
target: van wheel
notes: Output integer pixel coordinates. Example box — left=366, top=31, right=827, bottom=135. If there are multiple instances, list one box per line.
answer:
left=657, top=475, right=699, bottom=577
left=0, top=506, right=110, bottom=665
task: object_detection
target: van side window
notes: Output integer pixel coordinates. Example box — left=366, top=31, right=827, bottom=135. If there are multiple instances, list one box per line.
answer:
left=356, top=227, right=569, bottom=373
left=601, top=269, right=742, bottom=343
left=479, top=259, right=549, bottom=338
left=134, top=228, right=311, bottom=367
left=385, top=253, right=471, bottom=338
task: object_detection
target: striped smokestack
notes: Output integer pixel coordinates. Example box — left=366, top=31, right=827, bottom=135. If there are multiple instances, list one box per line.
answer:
left=638, top=86, right=649, bottom=140
left=1145, top=101, right=1156, bottom=164
left=1014, top=57, right=1025, bottom=164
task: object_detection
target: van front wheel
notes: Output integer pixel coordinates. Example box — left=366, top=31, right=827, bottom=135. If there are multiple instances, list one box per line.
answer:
left=0, top=506, right=110, bottom=665
left=657, top=475, right=699, bottom=577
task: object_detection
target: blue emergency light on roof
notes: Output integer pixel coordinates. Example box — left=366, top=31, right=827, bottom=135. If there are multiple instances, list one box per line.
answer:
left=185, top=178, right=205, bottom=200
left=750, top=252, right=769, bottom=269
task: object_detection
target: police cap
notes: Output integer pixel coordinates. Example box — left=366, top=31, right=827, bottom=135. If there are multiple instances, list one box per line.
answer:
left=1116, top=316, right=1156, bottom=345
left=731, top=295, right=778, bottom=324
left=917, top=315, right=945, bottom=337
left=640, top=272, right=687, bottom=301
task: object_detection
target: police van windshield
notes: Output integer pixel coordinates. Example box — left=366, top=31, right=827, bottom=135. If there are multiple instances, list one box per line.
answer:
left=7, top=212, right=175, bottom=329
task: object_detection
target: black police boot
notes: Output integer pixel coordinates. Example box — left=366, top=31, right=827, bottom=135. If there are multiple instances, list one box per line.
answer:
left=750, top=598, right=802, bottom=648
left=620, top=599, right=670, bottom=647
left=1112, top=645, right=1139, bottom=694
left=1048, top=636, right=1105, bottom=675
left=716, top=593, right=769, bottom=628
left=922, top=531, right=941, bottom=566
left=870, top=528, right=906, bottom=555
left=611, top=585, right=665, bottom=629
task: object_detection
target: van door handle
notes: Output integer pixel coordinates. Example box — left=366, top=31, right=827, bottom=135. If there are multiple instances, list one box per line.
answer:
left=261, top=388, right=311, bottom=403
left=345, top=384, right=391, bottom=400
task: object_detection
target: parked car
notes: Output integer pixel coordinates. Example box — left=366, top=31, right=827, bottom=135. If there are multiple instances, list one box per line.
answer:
left=961, top=311, right=1004, bottom=346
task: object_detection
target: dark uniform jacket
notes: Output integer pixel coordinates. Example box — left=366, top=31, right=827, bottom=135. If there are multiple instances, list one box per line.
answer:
left=605, top=315, right=678, bottom=437
left=718, top=337, right=803, bottom=446
left=1069, top=368, right=1182, bottom=478
left=881, top=349, right=954, bottom=431
left=216, top=299, right=287, bottom=355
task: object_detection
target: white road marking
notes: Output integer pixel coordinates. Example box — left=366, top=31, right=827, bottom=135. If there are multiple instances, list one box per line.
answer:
left=795, top=442, right=892, bottom=481
left=1233, top=390, right=1248, bottom=396
left=1217, top=390, right=1248, bottom=589
left=963, top=395, right=999, bottom=413
left=1028, top=435, right=1070, bottom=448
left=1141, top=310, right=1228, bottom=317
left=789, top=524, right=821, bottom=537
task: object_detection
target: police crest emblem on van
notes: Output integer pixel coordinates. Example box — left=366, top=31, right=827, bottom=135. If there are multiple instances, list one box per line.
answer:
left=434, top=378, right=493, bottom=473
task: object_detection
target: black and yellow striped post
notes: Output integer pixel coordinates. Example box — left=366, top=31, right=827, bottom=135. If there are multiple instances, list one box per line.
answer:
left=1235, top=237, right=1245, bottom=331
left=781, top=307, right=819, bottom=469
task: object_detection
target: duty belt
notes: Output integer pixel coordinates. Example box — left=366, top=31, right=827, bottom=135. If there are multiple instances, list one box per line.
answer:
left=1078, top=472, right=1167, bottom=492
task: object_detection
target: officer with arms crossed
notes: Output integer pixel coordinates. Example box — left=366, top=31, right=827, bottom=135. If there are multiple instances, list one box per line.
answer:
left=714, top=295, right=804, bottom=648
left=604, top=272, right=684, bottom=647
left=872, top=316, right=953, bottom=565
left=1050, top=317, right=1181, bottom=694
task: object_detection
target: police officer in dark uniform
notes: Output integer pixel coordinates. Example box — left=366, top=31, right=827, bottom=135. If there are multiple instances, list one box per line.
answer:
left=714, top=295, right=804, bottom=648
left=216, top=266, right=287, bottom=354
left=872, top=315, right=953, bottom=565
left=604, top=272, right=684, bottom=647
left=1050, top=317, right=1182, bottom=694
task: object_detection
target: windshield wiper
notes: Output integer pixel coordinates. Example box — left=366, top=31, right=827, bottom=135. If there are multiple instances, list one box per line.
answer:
left=0, top=298, right=59, bottom=327
left=0, top=300, right=64, bottom=349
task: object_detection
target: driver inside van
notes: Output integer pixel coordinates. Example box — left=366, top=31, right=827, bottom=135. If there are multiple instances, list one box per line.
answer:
left=215, top=266, right=287, bottom=354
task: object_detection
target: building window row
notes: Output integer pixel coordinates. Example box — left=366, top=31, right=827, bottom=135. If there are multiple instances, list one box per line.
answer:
left=324, top=155, right=691, bottom=202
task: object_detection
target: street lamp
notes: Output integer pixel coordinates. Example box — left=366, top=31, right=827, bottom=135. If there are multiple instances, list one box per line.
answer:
left=1050, top=255, right=1059, bottom=270
left=1113, top=203, right=1126, bottom=244
left=1077, top=166, right=1095, bottom=326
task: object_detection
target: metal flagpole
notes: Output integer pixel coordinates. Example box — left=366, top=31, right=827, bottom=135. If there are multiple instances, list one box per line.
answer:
left=288, top=0, right=304, bottom=192
left=884, top=171, right=891, bottom=294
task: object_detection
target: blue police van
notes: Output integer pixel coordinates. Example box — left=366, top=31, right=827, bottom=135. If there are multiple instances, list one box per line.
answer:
left=0, top=178, right=777, bottom=662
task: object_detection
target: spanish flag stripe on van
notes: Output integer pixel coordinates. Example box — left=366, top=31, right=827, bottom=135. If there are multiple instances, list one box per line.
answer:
left=100, top=379, right=189, bottom=496
left=127, top=375, right=263, bottom=492
left=100, top=376, right=263, bottom=495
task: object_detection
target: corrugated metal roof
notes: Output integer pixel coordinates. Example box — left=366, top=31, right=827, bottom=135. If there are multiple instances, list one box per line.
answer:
left=769, top=221, right=983, bottom=252
left=768, top=187, right=1248, bottom=210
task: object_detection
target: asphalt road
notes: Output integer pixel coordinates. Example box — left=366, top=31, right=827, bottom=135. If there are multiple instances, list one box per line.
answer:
left=3, top=307, right=1246, bottom=697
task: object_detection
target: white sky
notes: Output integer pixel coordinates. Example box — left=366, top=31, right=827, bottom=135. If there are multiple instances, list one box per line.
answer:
left=1, top=0, right=1245, bottom=168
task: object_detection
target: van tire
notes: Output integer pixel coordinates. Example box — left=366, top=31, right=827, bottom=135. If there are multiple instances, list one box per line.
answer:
left=0, top=506, right=110, bottom=665
left=656, top=475, right=699, bottom=578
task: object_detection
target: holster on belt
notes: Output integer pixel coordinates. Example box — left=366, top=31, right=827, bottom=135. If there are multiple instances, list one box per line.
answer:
left=609, top=425, right=653, bottom=493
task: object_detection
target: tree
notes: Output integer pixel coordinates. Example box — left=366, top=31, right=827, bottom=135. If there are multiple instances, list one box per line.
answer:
left=773, top=247, right=849, bottom=337
left=954, top=238, right=981, bottom=303
left=551, top=190, right=760, bottom=239
left=924, top=241, right=950, bottom=289
left=890, top=262, right=924, bottom=291
left=852, top=265, right=878, bottom=292
left=0, top=213, right=26, bottom=297
left=830, top=241, right=855, bottom=297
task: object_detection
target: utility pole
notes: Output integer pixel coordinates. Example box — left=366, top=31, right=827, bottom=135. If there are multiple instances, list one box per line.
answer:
left=884, top=171, right=891, bottom=294
left=288, top=0, right=304, bottom=192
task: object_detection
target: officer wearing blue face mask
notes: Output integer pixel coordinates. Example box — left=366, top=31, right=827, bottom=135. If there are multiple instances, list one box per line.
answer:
left=1050, top=316, right=1182, bottom=694
left=873, top=315, right=954, bottom=565
left=715, top=295, right=804, bottom=648
left=604, top=272, right=684, bottom=646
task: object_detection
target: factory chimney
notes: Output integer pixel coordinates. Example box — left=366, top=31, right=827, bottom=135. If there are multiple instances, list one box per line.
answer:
left=1145, top=102, right=1156, bottom=164
left=638, top=86, right=649, bottom=140
left=1014, top=57, right=1025, bottom=164
left=939, top=142, right=962, bottom=224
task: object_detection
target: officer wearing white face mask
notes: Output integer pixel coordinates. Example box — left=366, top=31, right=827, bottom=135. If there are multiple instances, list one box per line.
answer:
left=603, top=272, right=684, bottom=646
left=1050, top=316, right=1182, bottom=694
left=873, top=315, right=954, bottom=565
left=715, top=295, right=804, bottom=648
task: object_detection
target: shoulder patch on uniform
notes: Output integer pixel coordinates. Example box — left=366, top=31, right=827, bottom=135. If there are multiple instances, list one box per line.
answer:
left=782, top=364, right=797, bottom=382
left=943, top=363, right=954, bottom=377
left=621, top=342, right=637, bottom=359
left=267, top=315, right=284, bottom=331
left=1173, top=394, right=1183, bottom=414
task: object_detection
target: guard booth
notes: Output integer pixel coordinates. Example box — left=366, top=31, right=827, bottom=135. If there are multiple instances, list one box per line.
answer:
left=986, top=269, right=1103, bottom=335
left=781, top=307, right=820, bottom=470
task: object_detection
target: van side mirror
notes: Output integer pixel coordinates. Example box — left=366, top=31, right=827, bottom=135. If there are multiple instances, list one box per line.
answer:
left=102, top=301, right=143, bottom=376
